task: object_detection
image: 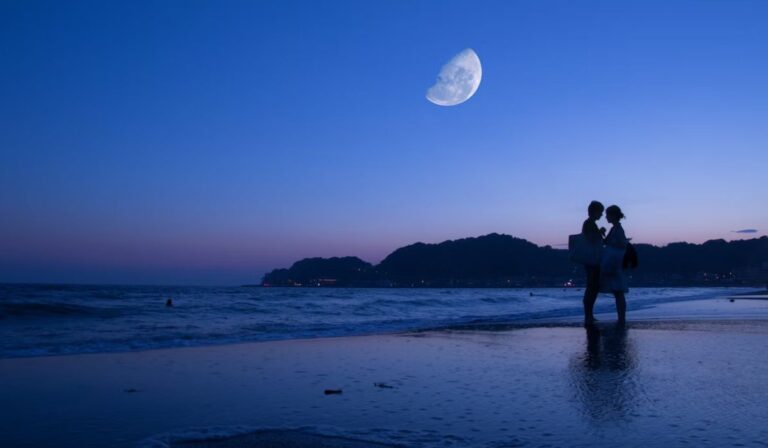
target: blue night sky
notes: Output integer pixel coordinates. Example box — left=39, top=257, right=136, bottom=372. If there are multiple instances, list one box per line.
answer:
left=1, top=0, right=767, bottom=285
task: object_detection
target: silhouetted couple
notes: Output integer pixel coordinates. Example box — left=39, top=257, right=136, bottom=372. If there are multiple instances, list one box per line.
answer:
left=581, top=201, right=628, bottom=326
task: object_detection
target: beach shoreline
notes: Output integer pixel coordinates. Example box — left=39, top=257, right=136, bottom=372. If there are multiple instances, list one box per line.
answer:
left=2, top=287, right=765, bottom=361
left=3, top=309, right=768, bottom=447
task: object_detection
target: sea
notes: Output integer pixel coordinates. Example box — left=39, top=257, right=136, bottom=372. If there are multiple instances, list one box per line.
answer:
left=0, top=284, right=753, bottom=359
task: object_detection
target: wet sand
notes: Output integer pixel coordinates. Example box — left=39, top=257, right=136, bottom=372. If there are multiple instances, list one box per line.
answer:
left=2, top=308, right=768, bottom=447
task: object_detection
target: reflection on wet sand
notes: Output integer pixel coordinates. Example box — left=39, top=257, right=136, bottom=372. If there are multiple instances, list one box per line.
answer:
left=570, top=324, right=640, bottom=423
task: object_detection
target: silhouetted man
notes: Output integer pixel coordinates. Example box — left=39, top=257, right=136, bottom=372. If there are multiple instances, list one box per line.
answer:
left=582, top=201, right=605, bottom=325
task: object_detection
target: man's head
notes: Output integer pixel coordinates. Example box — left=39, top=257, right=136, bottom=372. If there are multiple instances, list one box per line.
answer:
left=588, top=201, right=604, bottom=220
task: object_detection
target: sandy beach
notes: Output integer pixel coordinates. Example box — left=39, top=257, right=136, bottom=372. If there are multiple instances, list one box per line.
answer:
left=2, top=295, right=768, bottom=448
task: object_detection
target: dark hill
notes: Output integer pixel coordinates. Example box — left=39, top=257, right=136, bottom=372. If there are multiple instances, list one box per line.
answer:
left=260, top=234, right=768, bottom=287
left=632, top=237, right=768, bottom=281
left=377, top=233, right=571, bottom=284
left=261, top=256, right=376, bottom=287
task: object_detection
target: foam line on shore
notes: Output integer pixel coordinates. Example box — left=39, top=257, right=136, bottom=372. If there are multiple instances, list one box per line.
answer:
left=139, top=424, right=451, bottom=448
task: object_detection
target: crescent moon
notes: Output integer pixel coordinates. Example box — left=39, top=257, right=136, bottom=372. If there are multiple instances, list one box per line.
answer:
left=426, top=48, right=482, bottom=106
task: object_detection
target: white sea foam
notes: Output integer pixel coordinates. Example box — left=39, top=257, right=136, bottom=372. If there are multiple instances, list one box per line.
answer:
left=138, top=424, right=455, bottom=448
left=0, top=284, right=752, bottom=358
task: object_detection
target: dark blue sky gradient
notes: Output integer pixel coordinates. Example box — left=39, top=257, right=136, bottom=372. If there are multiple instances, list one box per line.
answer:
left=1, top=0, right=767, bottom=284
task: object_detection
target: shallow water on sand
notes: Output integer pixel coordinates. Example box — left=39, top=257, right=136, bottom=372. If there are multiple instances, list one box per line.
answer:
left=2, top=322, right=767, bottom=447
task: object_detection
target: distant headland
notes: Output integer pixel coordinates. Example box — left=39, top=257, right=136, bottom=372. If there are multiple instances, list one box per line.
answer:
left=258, top=233, right=768, bottom=288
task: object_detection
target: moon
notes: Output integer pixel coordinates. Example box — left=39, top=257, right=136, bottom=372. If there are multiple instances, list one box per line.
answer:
left=426, top=48, right=482, bottom=106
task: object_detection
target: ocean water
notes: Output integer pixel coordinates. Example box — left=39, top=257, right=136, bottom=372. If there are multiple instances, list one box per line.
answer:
left=0, top=284, right=750, bottom=358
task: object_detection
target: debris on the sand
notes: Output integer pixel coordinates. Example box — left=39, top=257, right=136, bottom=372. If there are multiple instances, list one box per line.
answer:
left=323, top=389, right=342, bottom=395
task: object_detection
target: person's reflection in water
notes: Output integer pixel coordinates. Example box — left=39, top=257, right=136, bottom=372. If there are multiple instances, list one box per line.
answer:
left=570, top=324, right=639, bottom=424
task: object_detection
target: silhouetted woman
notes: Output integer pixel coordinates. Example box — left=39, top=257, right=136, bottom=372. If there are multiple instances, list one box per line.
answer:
left=601, top=205, right=628, bottom=324
left=582, top=201, right=605, bottom=325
